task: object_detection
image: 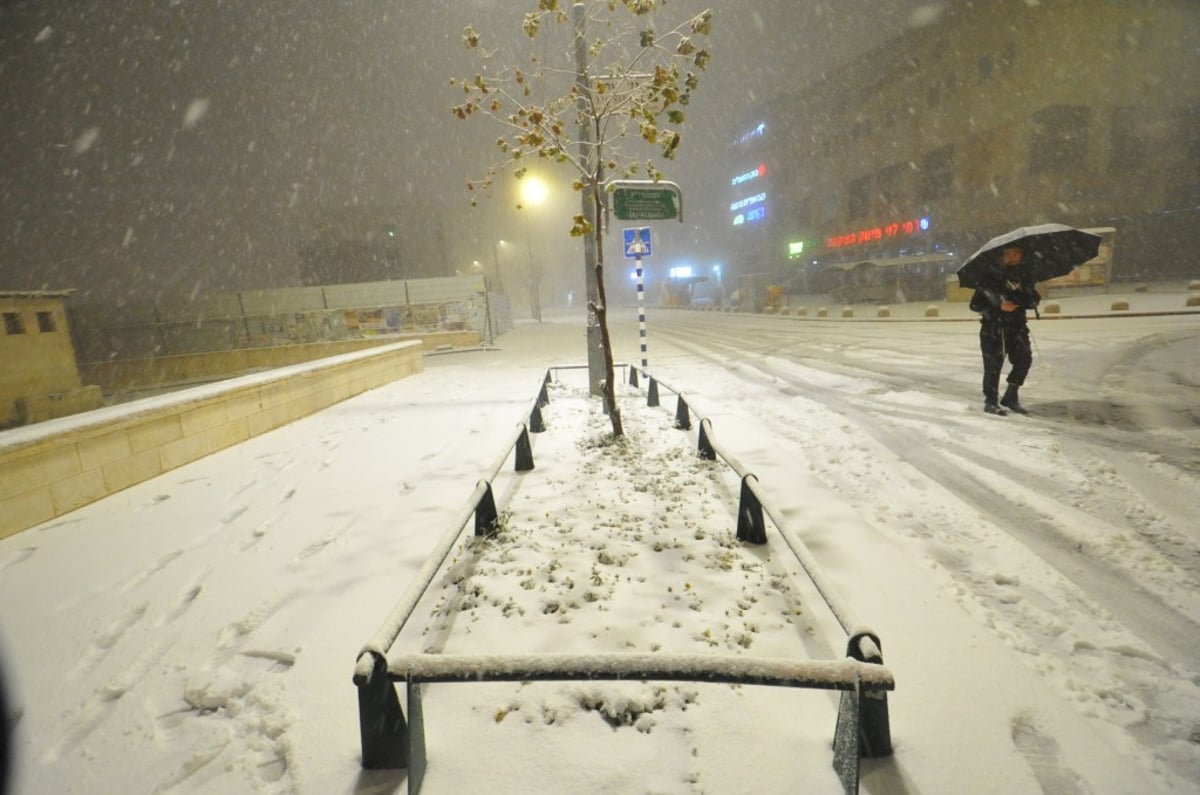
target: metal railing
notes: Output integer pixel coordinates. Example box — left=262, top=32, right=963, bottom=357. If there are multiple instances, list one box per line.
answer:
left=353, top=367, right=894, bottom=795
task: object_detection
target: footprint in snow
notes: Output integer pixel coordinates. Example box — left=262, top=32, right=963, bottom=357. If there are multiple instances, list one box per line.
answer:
left=1010, top=713, right=1088, bottom=795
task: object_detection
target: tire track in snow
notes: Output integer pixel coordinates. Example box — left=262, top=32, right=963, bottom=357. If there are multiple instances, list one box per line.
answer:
left=650, top=316, right=1200, bottom=780
left=657, top=324, right=1200, bottom=667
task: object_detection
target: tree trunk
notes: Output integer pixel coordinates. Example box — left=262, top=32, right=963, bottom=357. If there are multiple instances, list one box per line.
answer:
left=592, top=190, right=623, bottom=437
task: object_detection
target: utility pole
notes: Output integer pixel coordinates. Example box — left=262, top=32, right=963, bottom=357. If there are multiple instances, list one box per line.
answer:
left=574, top=1, right=604, bottom=398
left=490, top=240, right=505, bottom=294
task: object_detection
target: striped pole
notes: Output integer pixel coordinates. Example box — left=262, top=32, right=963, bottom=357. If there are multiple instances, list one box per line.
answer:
left=635, top=254, right=648, bottom=376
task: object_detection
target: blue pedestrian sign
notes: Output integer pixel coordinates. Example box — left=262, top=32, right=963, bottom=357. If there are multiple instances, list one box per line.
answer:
left=623, top=227, right=651, bottom=259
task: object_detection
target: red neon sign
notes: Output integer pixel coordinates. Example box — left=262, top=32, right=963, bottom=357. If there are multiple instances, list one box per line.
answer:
left=826, top=217, right=930, bottom=249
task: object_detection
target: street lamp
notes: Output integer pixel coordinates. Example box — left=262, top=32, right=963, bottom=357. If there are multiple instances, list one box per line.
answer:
left=471, top=259, right=494, bottom=345
left=491, top=239, right=507, bottom=293
left=518, top=176, right=548, bottom=322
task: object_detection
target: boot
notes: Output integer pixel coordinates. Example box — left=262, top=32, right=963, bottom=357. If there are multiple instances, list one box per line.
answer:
left=984, top=398, right=1005, bottom=415
left=1000, top=384, right=1028, bottom=415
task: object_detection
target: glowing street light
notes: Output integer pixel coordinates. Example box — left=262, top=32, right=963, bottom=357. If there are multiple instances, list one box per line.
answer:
left=518, top=175, right=549, bottom=208
left=517, top=175, right=549, bottom=321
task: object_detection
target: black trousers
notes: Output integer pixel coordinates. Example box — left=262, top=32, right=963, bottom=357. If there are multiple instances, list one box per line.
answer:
left=979, top=318, right=1031, bottom=401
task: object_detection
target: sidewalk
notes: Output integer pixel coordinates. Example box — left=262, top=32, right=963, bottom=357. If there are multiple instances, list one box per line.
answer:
left=689, top=283, right=1200, bottom=322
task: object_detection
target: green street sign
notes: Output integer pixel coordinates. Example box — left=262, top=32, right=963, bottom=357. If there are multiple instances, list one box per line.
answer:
left=612, top=186, right=680, bottom=221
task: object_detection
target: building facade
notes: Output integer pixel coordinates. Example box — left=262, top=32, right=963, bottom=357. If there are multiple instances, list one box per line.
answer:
left=1, top=291, right=103, bottom=428
left=725, top=0, right=1200, bottom=294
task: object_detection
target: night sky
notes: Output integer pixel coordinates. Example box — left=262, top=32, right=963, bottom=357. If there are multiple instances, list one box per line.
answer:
left=0, top=1, right=919, bottom=302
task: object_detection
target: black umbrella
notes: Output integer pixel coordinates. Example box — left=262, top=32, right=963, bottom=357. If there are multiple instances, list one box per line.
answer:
left=956, top=223, right=1102, bottom=288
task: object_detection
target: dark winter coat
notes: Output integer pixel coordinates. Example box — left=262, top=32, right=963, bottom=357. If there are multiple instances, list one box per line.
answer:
left=968, top=265, right=1040, bottom=322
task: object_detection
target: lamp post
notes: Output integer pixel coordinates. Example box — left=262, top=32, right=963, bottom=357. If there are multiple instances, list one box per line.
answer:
left=491, top=240, right=507, bottom=293
left=471, top=260, right=494, bottom=345
left=519, top=176, right=548, bottom=322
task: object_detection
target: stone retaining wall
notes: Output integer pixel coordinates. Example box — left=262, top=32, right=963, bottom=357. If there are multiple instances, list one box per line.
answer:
left=0, top=340, right=424, bottom=540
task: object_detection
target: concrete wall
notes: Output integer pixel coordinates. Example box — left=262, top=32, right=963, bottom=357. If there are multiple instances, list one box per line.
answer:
left=69, top=276, right=506, bottom=364
left=79, top=329, right=477, bottom=397
left=0, top=339, right=424, bottom=540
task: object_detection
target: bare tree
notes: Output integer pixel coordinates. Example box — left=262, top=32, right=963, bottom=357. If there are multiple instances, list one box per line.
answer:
left=451, top=0, right=713, bottom=437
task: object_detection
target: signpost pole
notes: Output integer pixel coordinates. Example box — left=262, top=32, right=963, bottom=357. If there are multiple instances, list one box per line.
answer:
left=624, top=226, right=651, bottom=376
left=635, top=254, right=648, bottom=376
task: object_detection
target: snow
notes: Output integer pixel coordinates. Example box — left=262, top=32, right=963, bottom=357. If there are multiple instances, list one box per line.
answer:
left=1, top=291, right=1199, bottom=794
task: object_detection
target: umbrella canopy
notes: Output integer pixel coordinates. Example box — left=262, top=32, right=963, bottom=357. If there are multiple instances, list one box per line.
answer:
left=956, top=224, right=1102, bottom=289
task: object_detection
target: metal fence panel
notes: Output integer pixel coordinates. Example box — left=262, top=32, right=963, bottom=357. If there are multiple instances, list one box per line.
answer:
left=238, top=287, right=327, bottom=316
left=405, top=276, right=482, bottom=305
left=323, top=281, right=410, bottom=309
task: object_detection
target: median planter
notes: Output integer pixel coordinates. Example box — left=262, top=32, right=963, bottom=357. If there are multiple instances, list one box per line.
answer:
left=353, top=372, right=895, bottom=793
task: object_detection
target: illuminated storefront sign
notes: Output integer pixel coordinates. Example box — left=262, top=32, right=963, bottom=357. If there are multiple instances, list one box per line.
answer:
left=730, top=192, right=767, bottom=212
left=787, top=241, right=805, bottom=259
left=735, top=122, right=766, bottom=145
left=731, top=164, right=766, bottom=187
left=826, top=217, right=931, bottom=249
left=733, top=206, right=767, bottom=226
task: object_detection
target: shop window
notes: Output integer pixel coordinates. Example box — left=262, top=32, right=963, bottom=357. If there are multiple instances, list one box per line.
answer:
left=999, top=42, right=1016, bottom=74
left=3, top=312, right=25, bottom=335
left=1109, top=106, right=1147, bottom=172
left=1118, top=21, right=1151, bottom=53
left=794, top=196, right=812, bottom=229
left=927, top=83, right=941, bottom=108
left=1165, top=104, right=1200, bottom=207
left=37, top=311, right=57, bottom=332
left=875, top=164, right=905, bottom=213
left=921, top=145, right=955, bottom=201
left=1029, top=105, right=1092, bottom=175
left=847, top=175, right=871, bottom=220
left=978, top=54, right=994, bottom=83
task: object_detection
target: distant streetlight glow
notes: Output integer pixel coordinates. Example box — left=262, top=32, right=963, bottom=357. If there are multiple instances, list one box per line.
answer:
left=517, top=178, right=548, bottom=321
left=519, top=176, right=549, bottom=208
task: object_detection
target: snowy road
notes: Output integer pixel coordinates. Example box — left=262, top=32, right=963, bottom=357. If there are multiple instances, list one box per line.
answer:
left=2, top=301, right=1198, bottom=794
left=633, top=307, right=1200, bottom=785
left=644, top=310, right=1200, bottom=659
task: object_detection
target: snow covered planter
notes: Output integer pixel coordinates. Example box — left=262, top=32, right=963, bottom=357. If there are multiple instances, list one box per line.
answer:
left=353, top=367, right=894, bottom=794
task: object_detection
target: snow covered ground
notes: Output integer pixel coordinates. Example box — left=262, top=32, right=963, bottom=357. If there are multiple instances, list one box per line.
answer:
left=1, top=289, right=1198, bottom=794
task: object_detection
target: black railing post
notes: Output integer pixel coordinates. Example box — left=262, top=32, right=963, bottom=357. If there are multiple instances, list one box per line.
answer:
left=832, top=681, right=862, bottom=794
left=697, top=419, right=716, bottom=461
left=647, top=377, right=660, bottom=407
left=529, top=403, right=545, bottom=433
left=629, top=366, right=639, bottom=387
left=475, top=481, right=499, bottom=536
left=406, top=679, right=427, bottom=794
left=355, top=652, right=407, bottom=770
left=515, top=425, right=535, bottom=472
left=674, top=395, right=691, bottom=430
left=847, top=631, right=893, bottom=758
left=736, top=475, right=767, bottom=544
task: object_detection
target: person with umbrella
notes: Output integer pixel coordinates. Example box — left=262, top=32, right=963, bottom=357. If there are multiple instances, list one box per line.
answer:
left=968, top=244, right=1040, bottom=414
left=958, top=224, right=1102, bottom=415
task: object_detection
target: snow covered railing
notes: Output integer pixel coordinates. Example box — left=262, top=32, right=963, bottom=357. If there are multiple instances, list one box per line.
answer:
left=630, top=370, right=894, bottom=756
left=353, top=374, right=548, bottom=764
left=357, top=651, right=893, bottom=795
left=354, top=367, right=893, bottom=795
